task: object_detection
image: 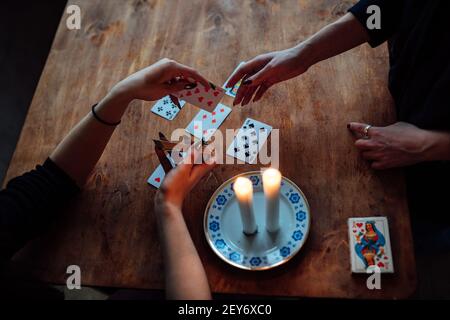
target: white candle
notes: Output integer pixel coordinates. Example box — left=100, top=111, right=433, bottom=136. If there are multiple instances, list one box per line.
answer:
left=263, top=168, right=282, bottom=233
left=233, top=177, right=257, bottom=235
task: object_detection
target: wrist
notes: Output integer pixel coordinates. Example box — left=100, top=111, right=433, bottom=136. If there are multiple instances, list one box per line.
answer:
left=155, top=192, right=183, bottom=215
left=94, top=87, right=133, bottom=124
left=422, top=130, right=450, bottom=162
left=110, top=82, right=135, bottom=103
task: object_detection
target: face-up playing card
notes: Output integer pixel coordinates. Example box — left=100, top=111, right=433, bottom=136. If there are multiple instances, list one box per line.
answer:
left=185, top=103, right=232, bottom=141
left=348, top=217, right=394, bottom=273
left=226, top=118, right=273, bottom=164
left=147, top=164, right=166, bottom=188
left=173, top=82, right=225, bottom=113
left=151, top=96, right=186, bottom=121
left=223, top=61, right=245, bottom=98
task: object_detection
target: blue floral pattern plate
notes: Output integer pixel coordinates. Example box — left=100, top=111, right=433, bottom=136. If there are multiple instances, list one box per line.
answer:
left=204, top=171, right=311, bottom=271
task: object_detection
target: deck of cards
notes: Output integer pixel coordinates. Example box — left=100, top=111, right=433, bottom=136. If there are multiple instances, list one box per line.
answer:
left=348, top=217, right=394, bottom=273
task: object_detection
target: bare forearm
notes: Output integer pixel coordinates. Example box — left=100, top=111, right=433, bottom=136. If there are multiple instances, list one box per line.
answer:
left=296, top=13, right=370, bottom=69
left=156, top=203, right=211, bottom=300
left=48, top=58, right=209, bottom=187
left=50, top=89, right=132, bottom=186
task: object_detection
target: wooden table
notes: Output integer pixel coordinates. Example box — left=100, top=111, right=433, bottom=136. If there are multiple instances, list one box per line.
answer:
left=5, top=0, right=416, bottom=299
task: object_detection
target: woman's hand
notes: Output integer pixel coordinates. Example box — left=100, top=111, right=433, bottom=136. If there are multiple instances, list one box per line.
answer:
left=153, top=144, right=215, bottom=300
left=155, top=145, right=216, bottom=211
left=226, top=46, right=311, bottom=106
left=226, top=12, right=371, bottom=107
left=348, top=122, right=450, bottom=170
left=113, top=58, right=210, bottom=102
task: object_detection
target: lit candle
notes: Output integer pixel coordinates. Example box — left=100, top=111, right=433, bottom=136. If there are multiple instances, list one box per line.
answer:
left=262, top=168, right=282, bottom=233
left=233, top=177, right=257, bottom=235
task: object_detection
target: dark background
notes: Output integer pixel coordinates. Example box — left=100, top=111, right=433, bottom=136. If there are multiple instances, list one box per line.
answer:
left=0, top=0, right=67, bottom=184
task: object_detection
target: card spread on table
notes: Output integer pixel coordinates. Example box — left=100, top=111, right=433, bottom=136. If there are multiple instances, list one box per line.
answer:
left=348, top=217, right=394, bottom=273
left=185, top=103, right=232, bottom=141
left=151, top=96, right=186, bottom=121
left=223, top=61, right=245, bottom=98
left=173, top=82, right=225, bottom=113
left=226, top=118, right=273, bottom=164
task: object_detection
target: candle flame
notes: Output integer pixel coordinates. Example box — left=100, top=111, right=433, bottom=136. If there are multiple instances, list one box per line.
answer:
left=234, top=177, right=253, bottom=196
left=262, top=168, right=282, bottom=186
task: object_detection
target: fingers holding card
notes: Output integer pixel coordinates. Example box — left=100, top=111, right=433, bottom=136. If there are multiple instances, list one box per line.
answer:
left=147, top=151, right=188, bottom=189
left=224, top=61, right=246, bottom=98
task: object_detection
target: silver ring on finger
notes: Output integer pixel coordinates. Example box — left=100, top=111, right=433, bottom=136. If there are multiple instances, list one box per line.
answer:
left=363, top=125, right=372, bottom=139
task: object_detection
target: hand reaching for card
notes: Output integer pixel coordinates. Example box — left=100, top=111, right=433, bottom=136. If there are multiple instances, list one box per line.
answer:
left=226, top=47, right=310, bottom=106
left=113, top=58, right=211, bottom=102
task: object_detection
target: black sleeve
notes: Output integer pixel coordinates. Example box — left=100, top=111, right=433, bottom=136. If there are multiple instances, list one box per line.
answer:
left=0, top=158, right=79, bottom=265
left=348, top=0, right=403, bottom=47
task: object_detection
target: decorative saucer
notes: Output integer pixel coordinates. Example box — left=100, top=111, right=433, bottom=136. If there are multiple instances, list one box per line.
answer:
left=204, top=171, right=311, bottom=270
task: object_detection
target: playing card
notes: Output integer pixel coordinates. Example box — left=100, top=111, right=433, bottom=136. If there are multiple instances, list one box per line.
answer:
left=151, top=96, right=186, bottom=121
left=223, top=61, right=245, bottom=98
left=173, top=82, right=225, bottom=113
left=226, top=118, right=273, bottom=164
left=348, top=217, right=394, bottom=273
left=147, top=164, right=166, bottom=188
left=185, top=103, right=232, bottom=141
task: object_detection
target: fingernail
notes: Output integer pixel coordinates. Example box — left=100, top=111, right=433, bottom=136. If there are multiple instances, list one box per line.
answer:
left=243, top=79, right=252, bottom=86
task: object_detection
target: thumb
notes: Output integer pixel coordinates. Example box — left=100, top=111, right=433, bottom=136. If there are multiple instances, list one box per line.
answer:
left=245, top=64, right=272, bottom=87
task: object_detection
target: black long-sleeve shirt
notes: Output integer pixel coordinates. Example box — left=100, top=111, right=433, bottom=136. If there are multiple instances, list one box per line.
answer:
left=349, top=0, right=450, bottom=224
left=0, top=159, right=79, bottom=267
left=350, top=0, right=450, bottom=131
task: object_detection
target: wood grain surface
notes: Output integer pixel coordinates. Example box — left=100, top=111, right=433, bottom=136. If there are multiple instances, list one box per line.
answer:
left=5, top=0, right=416, bottom=298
